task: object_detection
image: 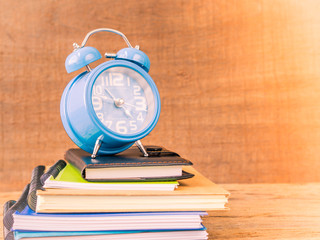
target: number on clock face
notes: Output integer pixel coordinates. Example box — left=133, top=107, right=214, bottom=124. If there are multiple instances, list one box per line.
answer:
left=91, top=67, right=155, bottom=135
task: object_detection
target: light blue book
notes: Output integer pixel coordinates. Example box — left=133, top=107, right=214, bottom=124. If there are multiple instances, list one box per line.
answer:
left=12, top=205, right=207, bottom=232
left=14, top=228, right=208, bottom=240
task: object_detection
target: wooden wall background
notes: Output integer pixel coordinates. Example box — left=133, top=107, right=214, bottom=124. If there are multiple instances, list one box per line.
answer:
left=1, top=0, right=320, bottom=191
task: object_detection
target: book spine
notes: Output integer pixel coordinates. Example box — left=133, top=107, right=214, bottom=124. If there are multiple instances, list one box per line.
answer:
left=27, top=165, right=45, bottom=211
left=2, top=160, right=68, bottom=239
left=3, top=184, right=30, bottom=240
left=65, top=150, right=87, bottom=179
left=28, top=160, right=67, bottom=211
left=3, top=200, right=15, bottom=240
left=40, top=160, right=67, bottom=185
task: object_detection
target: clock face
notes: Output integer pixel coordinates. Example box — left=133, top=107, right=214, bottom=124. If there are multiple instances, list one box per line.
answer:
left=91, top=67, right=156, bottom=135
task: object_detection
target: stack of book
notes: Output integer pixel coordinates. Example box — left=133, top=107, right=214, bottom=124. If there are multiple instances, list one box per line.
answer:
left=3, top=146, right=230, bottom=240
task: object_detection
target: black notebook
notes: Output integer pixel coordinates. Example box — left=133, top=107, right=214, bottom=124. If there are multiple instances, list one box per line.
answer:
left=65, top=145, right=194, bottom=181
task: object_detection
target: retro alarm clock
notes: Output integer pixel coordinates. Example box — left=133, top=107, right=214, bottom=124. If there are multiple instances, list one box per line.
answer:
left=60, top=28, right=161, bottom=158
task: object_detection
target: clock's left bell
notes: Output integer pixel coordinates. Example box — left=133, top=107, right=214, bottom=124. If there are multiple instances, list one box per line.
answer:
left=65, top=46, right=102, bottom=73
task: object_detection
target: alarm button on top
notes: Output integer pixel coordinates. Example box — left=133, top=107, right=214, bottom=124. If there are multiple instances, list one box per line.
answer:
left=115, top=48, right=150, bottom=72
left=65, top=46, right=102, bottom=73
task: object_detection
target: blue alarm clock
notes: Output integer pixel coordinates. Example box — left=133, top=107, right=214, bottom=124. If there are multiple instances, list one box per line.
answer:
left=61, top=28, right=161, bottom=158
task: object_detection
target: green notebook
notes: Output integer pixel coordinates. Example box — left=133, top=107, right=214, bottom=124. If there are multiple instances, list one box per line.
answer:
left=44, top=164, right=179, bottom=191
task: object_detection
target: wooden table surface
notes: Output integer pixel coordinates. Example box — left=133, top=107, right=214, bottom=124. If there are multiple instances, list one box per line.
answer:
left=1, top=184, right=320, bottom=240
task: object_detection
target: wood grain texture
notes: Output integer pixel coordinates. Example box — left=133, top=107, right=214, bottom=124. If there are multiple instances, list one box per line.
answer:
left=206, top=184, right=320, bottom=239
left=1, top=0, right=320, bottom=190
left=1, top=184, right=320, bottom=239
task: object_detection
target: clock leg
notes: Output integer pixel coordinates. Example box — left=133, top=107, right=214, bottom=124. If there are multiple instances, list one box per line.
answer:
left=91, top=135, right=103, bottom=159
left=135, top=140, right=149, bottom=157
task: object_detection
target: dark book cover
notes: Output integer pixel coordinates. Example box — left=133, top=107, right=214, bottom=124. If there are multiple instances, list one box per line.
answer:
left=65, top=145, right=194, bottom=181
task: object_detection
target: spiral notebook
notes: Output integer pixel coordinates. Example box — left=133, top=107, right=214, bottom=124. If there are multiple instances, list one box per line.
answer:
left=36, top=166, right=229, bottom=213
left=4, top=198, right=208, bottom=240
left=43, top=163, right=179, bottom=191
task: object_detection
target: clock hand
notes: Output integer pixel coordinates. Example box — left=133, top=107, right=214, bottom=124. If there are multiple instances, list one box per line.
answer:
left=123, top=102, right=147, bottom=112
left=104, top=88, right=134, bottom=118
left=104, top=88, right=117, bottom=101
left=122, top=105, right=134, bottom=119
left=100, top=96, right=113, bottom=102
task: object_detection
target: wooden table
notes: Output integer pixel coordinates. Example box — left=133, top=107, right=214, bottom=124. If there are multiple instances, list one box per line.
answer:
left=1, top=184, right=320, bottom=239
